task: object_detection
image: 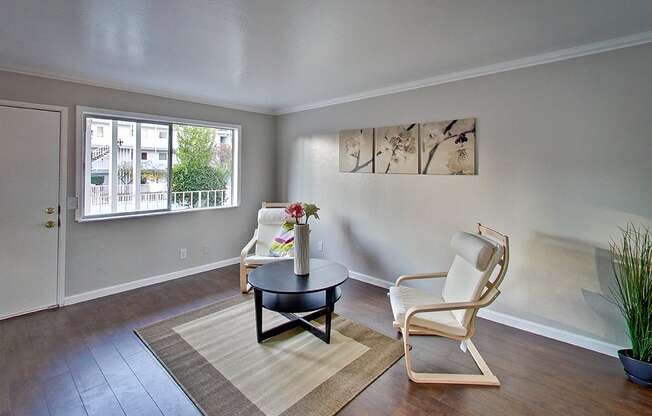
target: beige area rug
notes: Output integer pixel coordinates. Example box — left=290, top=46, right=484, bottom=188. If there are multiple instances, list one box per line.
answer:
left=136, top=295, right=404, bottom=416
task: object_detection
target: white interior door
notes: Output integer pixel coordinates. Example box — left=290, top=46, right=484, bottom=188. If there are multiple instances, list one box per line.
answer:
left=0, top=105, right=61, bottom=319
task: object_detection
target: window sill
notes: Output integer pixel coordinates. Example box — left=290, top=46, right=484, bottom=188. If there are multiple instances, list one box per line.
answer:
left=75, top=204, right=239, bottom=223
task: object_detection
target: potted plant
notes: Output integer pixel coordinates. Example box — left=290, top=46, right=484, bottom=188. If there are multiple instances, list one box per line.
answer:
left=285, top=202, right=320, bottom=275
left=610, top=224, right=652, bottom=387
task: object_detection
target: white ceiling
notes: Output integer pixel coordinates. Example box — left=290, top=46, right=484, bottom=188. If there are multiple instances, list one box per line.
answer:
left=1, top=0, right=651, bottom=114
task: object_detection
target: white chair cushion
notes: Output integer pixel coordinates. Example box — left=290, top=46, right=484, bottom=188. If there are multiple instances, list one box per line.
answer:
left=443, top=234, right=504, bottom=326
left=244, top=255, right=287, bottom=265
left=450, top=232, right=497, bottom=271
left=442, top=256, right=488, bottom=326
left=389, top=286, right=467, bottom=337
left=255, top=208, right=288, bottom=255
left=257, top=208, right=287, bottom=225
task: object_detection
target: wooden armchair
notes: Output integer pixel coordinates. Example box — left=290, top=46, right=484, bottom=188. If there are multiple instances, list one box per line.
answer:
left=240, top=202, right=290, bottom=292
left=388, top=224, right=509, bottom=385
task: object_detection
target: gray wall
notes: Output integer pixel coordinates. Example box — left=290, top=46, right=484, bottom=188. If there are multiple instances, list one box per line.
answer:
left=1, top=43, right=650, bottom=346
left=0, top=71, right=277, bottom=296
left=277, top=43, right=652, bottom=347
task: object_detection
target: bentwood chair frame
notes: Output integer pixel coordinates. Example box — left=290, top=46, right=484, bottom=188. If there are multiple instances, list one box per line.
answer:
left=392, top=224, right=509, bottom=385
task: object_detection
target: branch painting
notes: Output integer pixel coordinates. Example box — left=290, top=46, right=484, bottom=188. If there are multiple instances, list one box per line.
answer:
left=374, top=124, right=418, bottom=174
left=420, top=118, right=476, bottom=175
left=339, top=128, right=374, bottom=173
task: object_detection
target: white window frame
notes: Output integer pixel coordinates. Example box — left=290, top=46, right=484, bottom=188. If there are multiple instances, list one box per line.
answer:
left=75, top=106, right=241, bottom=222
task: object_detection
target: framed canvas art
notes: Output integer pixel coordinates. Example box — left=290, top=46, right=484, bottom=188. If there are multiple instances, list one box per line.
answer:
left=420, top=118, right=476, bottom=175
left=374, top=123, right=418, bottom=174
left=339, top=128, right=374, bottom=173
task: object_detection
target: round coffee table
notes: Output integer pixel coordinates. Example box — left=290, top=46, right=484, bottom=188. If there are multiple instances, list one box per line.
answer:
left=247, top=258, right=348, bottom=344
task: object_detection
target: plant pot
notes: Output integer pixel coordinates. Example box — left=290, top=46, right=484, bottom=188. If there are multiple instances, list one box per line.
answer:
left=293, top=224, right=310, bottom=276
left=618, top=349, right=652, bottom=387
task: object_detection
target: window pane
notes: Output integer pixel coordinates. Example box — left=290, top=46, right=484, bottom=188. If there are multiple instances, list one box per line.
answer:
left=85, top=117, right=113, bottom=216
left=139, top=123, right=169, bottom=212
left=116, top=120, right=137, bottom=213
left=81, top=109, right=238, bottom=220
left=84, top=117, right=170, bottom=217
left=171, top=124, right=234, bottom=210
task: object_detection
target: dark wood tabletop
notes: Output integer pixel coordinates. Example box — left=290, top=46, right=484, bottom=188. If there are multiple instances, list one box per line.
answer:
left=248, top=258, right=348, bottom=294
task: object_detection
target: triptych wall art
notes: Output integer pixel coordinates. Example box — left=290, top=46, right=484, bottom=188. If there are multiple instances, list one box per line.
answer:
left=339, top=118, right=476, bottom=175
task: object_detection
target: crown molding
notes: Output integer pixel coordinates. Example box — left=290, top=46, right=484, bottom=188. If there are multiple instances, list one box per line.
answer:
left=274, top=30, right=652, bottom=115
left=0, top=65, right=276, bottom=115
left=2, top=30, right=651, bottom=116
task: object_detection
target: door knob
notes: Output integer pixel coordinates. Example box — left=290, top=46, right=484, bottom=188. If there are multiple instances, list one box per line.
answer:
left=46, top=207, right=56, bottom=214
left=45, top=220, right=56, bottom=228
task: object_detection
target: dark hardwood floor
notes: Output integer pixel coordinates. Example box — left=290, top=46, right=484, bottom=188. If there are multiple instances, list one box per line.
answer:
left=1, top=264, right=650, bottom=416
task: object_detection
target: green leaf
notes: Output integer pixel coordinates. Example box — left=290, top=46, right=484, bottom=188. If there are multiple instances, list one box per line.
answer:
left=302, top=203, right=320, bottom=224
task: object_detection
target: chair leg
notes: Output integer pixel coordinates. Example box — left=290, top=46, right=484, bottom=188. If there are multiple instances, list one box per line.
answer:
left=402, top=329, right=500, bottom=386
left=239, top=263, right=249, bottom=293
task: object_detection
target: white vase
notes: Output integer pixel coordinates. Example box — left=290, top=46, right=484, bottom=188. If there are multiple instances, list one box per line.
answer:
left=294, top=224, right=310, bottom=275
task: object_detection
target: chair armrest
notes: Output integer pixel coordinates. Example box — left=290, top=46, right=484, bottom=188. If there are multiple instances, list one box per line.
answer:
left=404, top=287, right=500, bottom=328
left=240, top=229, right=259, bottom=262
left=395, top=272, right=448, bottom=287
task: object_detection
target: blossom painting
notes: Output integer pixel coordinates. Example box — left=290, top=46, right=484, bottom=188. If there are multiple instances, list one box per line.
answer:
left=420, top=118, right=476, bottom=175
left=339, top=128, right=374, bottom=173
left=374, top=124, right=418, bottom=174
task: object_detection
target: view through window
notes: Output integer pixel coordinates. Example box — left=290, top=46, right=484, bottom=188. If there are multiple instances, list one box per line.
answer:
left=82, top=112, right=237, bottom=219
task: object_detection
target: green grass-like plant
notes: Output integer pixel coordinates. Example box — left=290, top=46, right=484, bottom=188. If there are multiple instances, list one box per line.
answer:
left=610, top=224, right=652, bottom=362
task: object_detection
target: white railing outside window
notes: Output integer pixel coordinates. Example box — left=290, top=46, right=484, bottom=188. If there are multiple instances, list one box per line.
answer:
left=87, top=185, right=229, bottom=215
left=171, top=190, right=229, bottom=210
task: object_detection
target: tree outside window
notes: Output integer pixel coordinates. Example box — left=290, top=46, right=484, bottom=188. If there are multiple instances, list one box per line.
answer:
left=171, top=125, right=232, bottom=208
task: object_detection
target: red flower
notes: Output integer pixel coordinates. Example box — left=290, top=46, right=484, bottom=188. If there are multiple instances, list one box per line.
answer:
left=285, top=202, right=305, bottom=222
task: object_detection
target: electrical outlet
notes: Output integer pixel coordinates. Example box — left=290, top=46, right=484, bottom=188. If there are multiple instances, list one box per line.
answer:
left=179, top=248, right=187, bottom=259
left=201, top=246, right=209, bottom=256
left=317, top=240, right=324, bottom=252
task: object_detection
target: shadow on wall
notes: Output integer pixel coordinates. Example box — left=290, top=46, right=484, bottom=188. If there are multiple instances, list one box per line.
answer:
left=334, top=212, right=448, bottom=294
left=512, top=231, right=626, bottom=345
left=336, top=213, right=388, bottom=278
left=582, top=246, right=629, bottom=346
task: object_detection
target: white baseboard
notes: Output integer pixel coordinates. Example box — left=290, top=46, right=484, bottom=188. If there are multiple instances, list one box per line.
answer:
left=64, top=257, right=240, bottom=306
left=476, top=309, right=623, bottom=357
left=0, top=304, right=59, bottom=321
left=348, top=269, right=625, bottom=357
left=349, top=271, right=393, bottom=289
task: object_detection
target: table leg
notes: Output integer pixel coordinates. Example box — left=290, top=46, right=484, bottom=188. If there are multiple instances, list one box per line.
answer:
left=325, top=287, right=335, bottom=344
left=253, top=287, right=340, bottom=344
left=254, top=288, right=263, bottom=343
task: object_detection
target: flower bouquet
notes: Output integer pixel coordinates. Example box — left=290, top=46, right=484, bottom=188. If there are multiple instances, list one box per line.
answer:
left=285, top=202, right=320, bottom=275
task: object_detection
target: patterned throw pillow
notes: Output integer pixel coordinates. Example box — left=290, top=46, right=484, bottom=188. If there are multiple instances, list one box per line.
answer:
left=269, top=222, right=294, bottom=257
